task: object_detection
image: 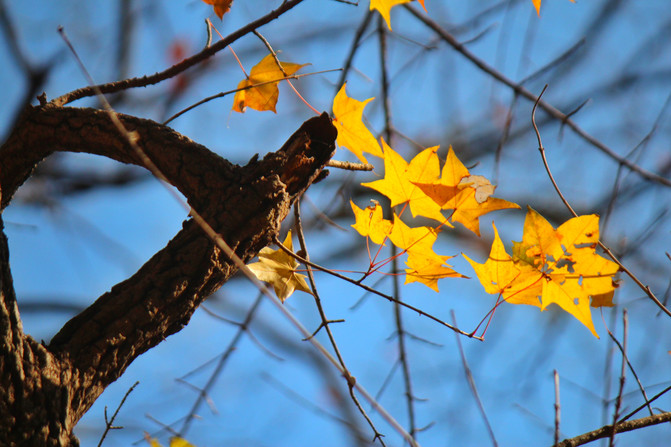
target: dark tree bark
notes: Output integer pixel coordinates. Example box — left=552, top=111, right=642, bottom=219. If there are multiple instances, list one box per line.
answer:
left=0, top=104, right=337, bottom=446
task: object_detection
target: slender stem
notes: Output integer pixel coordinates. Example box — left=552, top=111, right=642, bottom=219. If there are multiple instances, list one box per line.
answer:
left=293, top=202, right=388, bottom=446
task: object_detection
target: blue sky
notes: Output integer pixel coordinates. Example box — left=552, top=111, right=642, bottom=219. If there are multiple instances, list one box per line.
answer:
left=2, top=1, right=671, bottom=446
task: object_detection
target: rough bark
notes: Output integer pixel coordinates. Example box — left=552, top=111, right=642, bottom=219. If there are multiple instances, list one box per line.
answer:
left=0, top=104, right=337, bottom=446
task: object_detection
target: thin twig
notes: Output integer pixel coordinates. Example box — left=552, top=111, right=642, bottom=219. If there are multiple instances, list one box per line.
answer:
left=605, top=314, right=653, bottom=418
left=327, top=160, right=374, bottom=171
left=336, top=10, right=375, bottom=92
left=553, top=370, right=560, bottom=446
left=179, top=293, right=265, bottom=437
left=608, top=310, right=628, bottom=447
left=162, top=69, right=340, bottom=125
left=52, top=0, right=309, bottom=106
left=531, top=85, right=671, bottom=318
left=273, top=235, right=481, bottom=339
left=618, top=384, right=671, bottom=424
left=293, top=202, right=389, bottom=446
left=452, top=311, right=498, bottom=447
left=404, top=4, right=671, bottom=188
left=377, top=13, right=417, bottom=441
left=97, top=381, right=139, bottom=447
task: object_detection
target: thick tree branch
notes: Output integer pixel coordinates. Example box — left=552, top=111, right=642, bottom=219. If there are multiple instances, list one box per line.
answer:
left=0, top=105, right=336, bottom=445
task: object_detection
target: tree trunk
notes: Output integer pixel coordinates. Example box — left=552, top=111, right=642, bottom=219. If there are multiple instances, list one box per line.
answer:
left=0, top=104, right=337, bottom=446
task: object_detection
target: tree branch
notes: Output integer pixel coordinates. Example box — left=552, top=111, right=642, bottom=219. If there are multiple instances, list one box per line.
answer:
left=0, top=105, right=336, bottom=445
left=50, top=0, right=308, bottom=107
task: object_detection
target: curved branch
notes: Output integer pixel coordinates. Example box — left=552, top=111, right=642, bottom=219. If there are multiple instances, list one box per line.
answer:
left=0, top=105, right=336, bottom=444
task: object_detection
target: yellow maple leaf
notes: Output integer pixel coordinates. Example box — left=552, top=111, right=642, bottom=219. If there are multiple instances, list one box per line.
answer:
left=387, top=213, right=438, bottom=256
left=389, top=215, right=463, bottom=290
left=362, top=140, right=449, bottom=223
left=232, top=54, right=307, bottom=113
left=532, top=0, right=575, bottom=16
left=370, top=0, right=412, bottom=30
left=466, top=208, right=620, bottom=337
left=202, top=0, right=233, bottom=19
left=405, top=252, right=463, bottom=292
left=351, top=200, right=393, bottom=245
left=413, top=146, right=519, bottom=235
left=463, top=223, right=543, bottom=307
left=247, top=231, right=312, bottom=302
left=332, top=83, right=383, bottom=163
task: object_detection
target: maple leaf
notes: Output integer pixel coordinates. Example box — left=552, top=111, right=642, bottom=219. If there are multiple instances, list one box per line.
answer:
left=232, top=54, right=307, bottom=113
left=532, top=0, right=575, bottom=16
left=463, top=223, right=543, bottom=307
left=389, top=215, right=463, bottom=290
left=332, top=83, right=383, bottom=163
left=370, top=0, right=412, bottom=30
left=247, top=231, right=312, bottom=302
left=362, top=140, right=449, bottom=223
left=413, top=146, right=519, bottom=236
left=465, top=208, right=620, bottom=337
left=351, top=200, right=393, bottom=245
left=405, top=252, right=463, bottom=292
left=387, top=213, right=439, bottom=256
left=202, top=0, right=233, bottom=19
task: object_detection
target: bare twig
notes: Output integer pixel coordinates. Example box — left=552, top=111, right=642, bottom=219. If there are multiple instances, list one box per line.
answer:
left=52, top=0, right=309, bottom=106
left=405, top=4, right=671, bottom=188
left=327, top=160, right=375, bottom=171
left=272, top=235, right=481, bottom=339
left=97, top=381, right=139, bottom=447
left=619, top=384, right=671, bottom=423
left=293, top=202, right=389, bottom=446
left=553, top=370, right=560, bottom=446
left=162, top=69, right=340, bottom=125
left=452, top=311, right=497, bottom=447
left=377, top=13, right=417, bottom=441
left=605, top=313, right=653, bottom=418
left=178, top=293, right=265, bottom=437
left=608, top=310, right=628, bottom=447
left=336, top=10, right=375, bottom=92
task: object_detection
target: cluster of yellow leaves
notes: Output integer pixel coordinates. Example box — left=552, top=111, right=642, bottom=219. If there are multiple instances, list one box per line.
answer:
left=464, top=207, right=619, bottom=337
left=247, top=231, right=312, bottom=302
left=232, top=54, right=307, bottom=113
left=351, top=201, right=463, bottom=291
left=532, top=0, right=575, bottom=16
left=364, top=143, right=520, bottom=236
left=334, top=86, right=517, bottom=292
left=333, top=85, right=618, bottom=336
